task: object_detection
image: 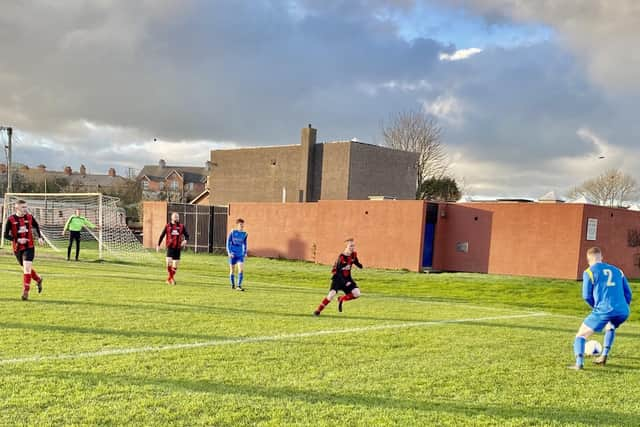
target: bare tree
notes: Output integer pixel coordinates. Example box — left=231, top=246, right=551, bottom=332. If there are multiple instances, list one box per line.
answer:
left=382, top=110, right=448, bottom=198
left=568, top=169, right=638, bottom=207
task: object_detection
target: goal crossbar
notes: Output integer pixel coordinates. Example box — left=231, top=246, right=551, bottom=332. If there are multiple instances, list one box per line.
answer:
left=1, top=193, right=149, bottom=262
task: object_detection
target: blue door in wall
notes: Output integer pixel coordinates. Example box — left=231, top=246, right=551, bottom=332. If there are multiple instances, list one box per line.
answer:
left=422, top=204, right=439, bottom=268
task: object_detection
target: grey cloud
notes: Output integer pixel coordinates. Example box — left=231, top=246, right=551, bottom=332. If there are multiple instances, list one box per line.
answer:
left=0, top=0, right=638, bottom=198
left=442, top=0, right=640, bottom=93
left=0, top=0, right=442, bottom=143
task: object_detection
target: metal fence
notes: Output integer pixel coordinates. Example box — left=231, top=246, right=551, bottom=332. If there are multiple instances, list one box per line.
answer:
left=167, top=203, right=228, bottom=253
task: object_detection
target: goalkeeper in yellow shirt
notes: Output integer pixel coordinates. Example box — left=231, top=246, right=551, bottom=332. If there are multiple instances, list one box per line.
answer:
left=62, top=209, right=96, bottom=261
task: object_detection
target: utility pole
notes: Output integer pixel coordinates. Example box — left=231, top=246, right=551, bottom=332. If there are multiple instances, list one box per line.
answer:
left=1, top=126, right=12, bottom=193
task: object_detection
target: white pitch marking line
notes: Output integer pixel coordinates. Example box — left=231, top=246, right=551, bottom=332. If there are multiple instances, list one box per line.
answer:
left=0, top=312, right=547, bottom=366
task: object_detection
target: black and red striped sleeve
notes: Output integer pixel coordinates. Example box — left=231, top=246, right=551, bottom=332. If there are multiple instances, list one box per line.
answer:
left=158, top=226, right=167, bottom=246
left=3, top=218, right=12, bottom=241
left=353, top=252, right=363, bottom=269
left=31, top=217, right=42, bottom=238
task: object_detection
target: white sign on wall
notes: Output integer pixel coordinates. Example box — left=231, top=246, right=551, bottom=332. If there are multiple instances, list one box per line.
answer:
left=586, top=218, right=598, bottom=241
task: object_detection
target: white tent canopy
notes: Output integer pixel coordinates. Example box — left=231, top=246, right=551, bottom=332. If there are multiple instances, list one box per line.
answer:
left=538, top=191, right=565, bottom=203
left=566, top=195, right=595, bottom=204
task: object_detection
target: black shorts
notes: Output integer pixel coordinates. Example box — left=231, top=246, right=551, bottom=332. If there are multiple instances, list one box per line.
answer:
left=69, top=231, right=81, bottom=241
left=15, top=247, right=35, bottom=266
left=166, top=247, right=182, bottom=260
left=330, top=277, right=358, bottom=294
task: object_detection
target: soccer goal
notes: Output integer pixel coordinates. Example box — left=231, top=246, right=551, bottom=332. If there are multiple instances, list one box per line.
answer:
left=1, top=193, right=149, bottom=261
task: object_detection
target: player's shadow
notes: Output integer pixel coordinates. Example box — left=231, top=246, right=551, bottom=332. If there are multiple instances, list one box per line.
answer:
left=619, top=355, right=640, bottom=360
left=0, top=320, right=224, bottom=341
left=287, top=234, right=307, bottom=261
left=43, top=369, right=640, bottom=426
left=467, top=320, right=640, bottom=339
left=0, top=297, right=431, bottom=323
left=155, top=300, right=435, bottom=323
left=598, top=364, right=640, bottom=372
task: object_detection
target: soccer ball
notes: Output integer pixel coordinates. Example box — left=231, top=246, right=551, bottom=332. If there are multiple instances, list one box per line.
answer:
left=585, top=340, right=602, bottom=356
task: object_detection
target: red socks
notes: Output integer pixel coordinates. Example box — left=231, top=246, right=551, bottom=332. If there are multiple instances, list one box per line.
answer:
left=30, top=269, right=41, bottom=283
left=23, top=274, right=32, bottom=293
left=167, top=265, right=177, bottom=281
left=316, top=297, right=331, bottom=313
left=316, top=294, right=359, bottom=313
left=340, top=293, right=358, bottom=303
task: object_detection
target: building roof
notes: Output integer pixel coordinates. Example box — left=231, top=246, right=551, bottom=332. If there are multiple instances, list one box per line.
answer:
left=65, top=174, right=129, bottom=187
left=190, top=189, right=210, bottom=204
left=212, top=139, right=417, bottom=158
left=20, top=169, right=129, bottom=187
left=137, top=165, right=208, bottom=183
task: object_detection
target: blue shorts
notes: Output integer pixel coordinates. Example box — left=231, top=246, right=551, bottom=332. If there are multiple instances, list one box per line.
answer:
left=229, top=254, right=245, bottom=265
left=584, top=312, right=628, bottom=332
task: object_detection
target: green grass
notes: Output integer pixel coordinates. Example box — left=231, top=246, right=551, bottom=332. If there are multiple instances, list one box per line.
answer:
left=0, top=247, right=638, bottom=426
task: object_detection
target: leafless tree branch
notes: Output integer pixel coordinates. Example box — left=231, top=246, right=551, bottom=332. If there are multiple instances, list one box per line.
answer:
left=381, top=109, right=448, bottom=197
left=569, top=169, right=638, bottom=207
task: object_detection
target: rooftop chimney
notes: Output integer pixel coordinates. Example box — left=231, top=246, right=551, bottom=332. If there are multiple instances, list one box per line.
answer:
left=205, top=160, right=212, bottom=171
left=64, top=166, right=73, bottom=176
left=80, top=164, right=87, bottom=177
left=298, top=125, right=317, bottom=202
left=159, top=159, right=166, bottom=169
left=108, top=168, right=117, bottom=177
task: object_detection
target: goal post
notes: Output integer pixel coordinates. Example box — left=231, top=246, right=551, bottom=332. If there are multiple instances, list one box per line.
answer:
left=1, top=193, right=149, bottom=262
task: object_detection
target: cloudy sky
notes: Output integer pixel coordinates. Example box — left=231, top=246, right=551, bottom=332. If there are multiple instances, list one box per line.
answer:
left=1, top=0, right=638, bottom=197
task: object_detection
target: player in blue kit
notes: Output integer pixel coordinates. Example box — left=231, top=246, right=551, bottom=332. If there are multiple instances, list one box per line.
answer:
left=227, top=218, right=248, bottom=291
left=569, top=247, right=633, bottom=370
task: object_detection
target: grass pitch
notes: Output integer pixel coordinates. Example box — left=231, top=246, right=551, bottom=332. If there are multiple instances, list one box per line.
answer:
left=0, top=247, right=638, bottom=426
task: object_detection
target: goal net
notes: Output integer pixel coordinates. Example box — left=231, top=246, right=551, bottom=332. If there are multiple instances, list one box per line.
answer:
left=1, top=193, right=149, bottom=261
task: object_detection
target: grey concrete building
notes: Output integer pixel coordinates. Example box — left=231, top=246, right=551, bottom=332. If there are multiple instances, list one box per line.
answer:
left=208, top=126, right=418, bottom=205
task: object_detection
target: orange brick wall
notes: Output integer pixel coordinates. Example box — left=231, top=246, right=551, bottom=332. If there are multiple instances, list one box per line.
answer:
left=432, top=204, right=493, bottom=273
left=433, top=203, right=585, bottom=279
left=228, top=203, right=319, bottom=261
left=578, top=205, right=640, bottom=278
left=228, top=200, right=426, bottom=272
left=143, top=199, right=640, bottom=280
left=483, top=203, right=584, bottom=279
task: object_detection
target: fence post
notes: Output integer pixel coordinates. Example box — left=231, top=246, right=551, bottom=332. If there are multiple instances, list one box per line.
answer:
left=208, top=206, right=214, bottom=253
left=194, top=205, right=199, bottom=253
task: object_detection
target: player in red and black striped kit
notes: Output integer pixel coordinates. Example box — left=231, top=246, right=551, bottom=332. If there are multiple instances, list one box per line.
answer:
left=157, top=212, right=189, bottom=285
left=314, top=238, right=363, bottom=316
left=3, top=199, right=45, bottom=300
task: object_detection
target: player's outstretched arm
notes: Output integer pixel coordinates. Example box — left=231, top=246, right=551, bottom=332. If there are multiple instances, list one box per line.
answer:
left=84, top=217, right=97, bottom=230
left=62, top=216, right=72, bottom=235
left=353, top=252, right=363, bottom=269
left=226, top=232, right=233, bottom=256
left=157, top=228, right=167, bottom=250
left=243, top=234, right=248, bottom=257
left=3, top=219, right=13, bottom=241
left=331, top=256, right=340, bottom=277
left=582, top=270, right=595, bottom=308
left=32, top=217, right=44, bottom=244
left=182, top=228, right=190, bottom=248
